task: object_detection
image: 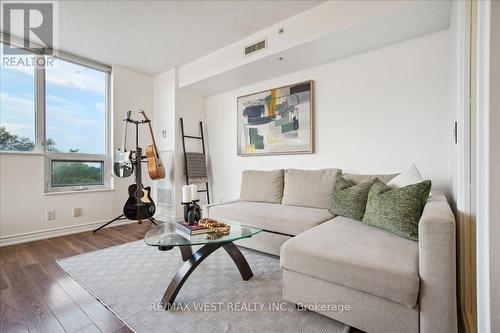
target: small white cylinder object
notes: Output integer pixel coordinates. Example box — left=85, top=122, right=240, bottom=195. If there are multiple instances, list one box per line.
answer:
left=182, top=185, right=192, bottom=203
left=190, top=184, right=198, bottom=201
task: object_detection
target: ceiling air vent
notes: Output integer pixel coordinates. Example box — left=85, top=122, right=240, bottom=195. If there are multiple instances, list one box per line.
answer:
left=244, top=39, right=266, bottom=56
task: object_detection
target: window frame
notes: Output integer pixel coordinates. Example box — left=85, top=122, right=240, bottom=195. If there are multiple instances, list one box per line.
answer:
left=44, top=154, right=111, bottom=193
left=44, top=56, right=112, bottom=193
left=0, top=35, right=113, bottom=193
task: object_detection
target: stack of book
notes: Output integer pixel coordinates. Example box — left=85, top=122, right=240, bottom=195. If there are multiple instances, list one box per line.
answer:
left=176, top=221, right=212, bottom=235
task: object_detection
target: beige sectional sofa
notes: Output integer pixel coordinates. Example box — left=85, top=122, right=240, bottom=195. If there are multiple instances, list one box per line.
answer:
left=206, top=169, right=457, bottom=333
left=207, top=201, right=333, bottom=255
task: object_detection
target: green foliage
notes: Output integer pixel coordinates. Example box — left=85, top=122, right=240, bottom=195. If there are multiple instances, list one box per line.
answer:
left=52, top=161, right=102, bottom=187
left=0, top=126, right=35, bottom=151
left=45, top=138, right=58, bottom=152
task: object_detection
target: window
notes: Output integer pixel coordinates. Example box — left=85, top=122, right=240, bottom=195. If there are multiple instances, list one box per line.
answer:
left=0, top=45, right=36, bottom=152
left=0, top=39, right=111, bottom=193
left=45, top=59, right=107, bottom=154
left=51, top=161, right=104, bottom=187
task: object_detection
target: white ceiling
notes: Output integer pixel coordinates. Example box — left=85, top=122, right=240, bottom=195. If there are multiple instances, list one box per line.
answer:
left=55, top=0, right=324, bottom=76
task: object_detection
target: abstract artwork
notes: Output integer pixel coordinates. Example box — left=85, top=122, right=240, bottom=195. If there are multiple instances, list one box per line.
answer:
left=237, top=80, right=313, bottom=156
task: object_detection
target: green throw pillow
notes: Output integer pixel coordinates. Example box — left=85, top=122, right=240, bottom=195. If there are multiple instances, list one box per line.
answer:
left=363, top=180, right=432, bottom=240
left=330, top=174, right=378, bottom=221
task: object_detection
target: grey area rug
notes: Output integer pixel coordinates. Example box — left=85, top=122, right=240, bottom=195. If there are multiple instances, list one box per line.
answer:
left=57, top=240, right=349, bottom=333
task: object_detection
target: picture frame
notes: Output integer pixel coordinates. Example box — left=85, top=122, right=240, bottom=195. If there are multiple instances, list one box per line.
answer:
left=237, top=80, right=314, bottom=156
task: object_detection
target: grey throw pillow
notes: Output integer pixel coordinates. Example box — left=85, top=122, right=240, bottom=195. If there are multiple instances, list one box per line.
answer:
left=362, top=180, right=432, bottom=240
left=330, top=174, right=378, bottom=221
left=240, top=170, right=284, bottom=203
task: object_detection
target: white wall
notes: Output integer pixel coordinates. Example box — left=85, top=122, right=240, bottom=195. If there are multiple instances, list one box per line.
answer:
left=0, top=65, right=153, bottom=245
left=175, top=88, right=207, bottom=216
left=448, top=0, right=462, bottom=212
left=152, top=69, right=176, bottom=218
left=205, top=30, right=452, bottom=203
left=152, top=69, right=207, bottom=218
left=488, top=1, right=500, bottom=331
left=153, top=69, right=176, bottom=153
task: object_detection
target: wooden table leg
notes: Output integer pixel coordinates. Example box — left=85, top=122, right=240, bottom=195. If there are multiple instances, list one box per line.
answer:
left=161, top=241, right=253, bottom=309
left=179, top=245, right=192, bottom=261
left=222, top=242, right=253, bottom=280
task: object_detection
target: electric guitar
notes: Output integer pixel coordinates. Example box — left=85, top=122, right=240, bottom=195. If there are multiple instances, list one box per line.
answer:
left=113, top=111, right=133, bottom=178
left=123, top=146, right=156, bottom=220
left=139, top=110, right=166, bottom=180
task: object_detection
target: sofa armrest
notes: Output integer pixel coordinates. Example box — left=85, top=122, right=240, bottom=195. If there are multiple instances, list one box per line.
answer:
left=418, top=191, right=457, bottom=333
left=203, top=200, right=239, bottom=217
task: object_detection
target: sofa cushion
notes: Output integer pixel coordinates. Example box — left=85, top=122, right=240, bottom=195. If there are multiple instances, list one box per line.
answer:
left=387, top=164, right=423, bottom=189
left=208, top=201, right=333, bottom=236
left=343, top=172, right=399, bottom=185
left=240, top=169, right=284, bottom=203
left=282, top=168, right=341, bottom=209
left=363, top=180, right=432, bottom=240
left=280, top=216, right=420, bottom=307
left=330, top=174, right=377, bottom=221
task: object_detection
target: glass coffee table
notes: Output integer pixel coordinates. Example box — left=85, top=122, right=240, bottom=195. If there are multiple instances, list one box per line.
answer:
left=144, top=220, right=261, bottom=309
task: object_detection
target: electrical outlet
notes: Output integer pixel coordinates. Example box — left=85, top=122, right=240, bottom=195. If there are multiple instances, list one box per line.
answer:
left=46, top=210, right=55, bottom=221
left=73, top=208, right=82, bottom=217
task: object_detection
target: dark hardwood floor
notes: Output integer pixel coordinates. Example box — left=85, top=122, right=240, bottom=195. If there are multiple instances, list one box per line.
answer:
left=0, top=223, right=150, bottom=333
left=0, top=222, right=363, bottom=333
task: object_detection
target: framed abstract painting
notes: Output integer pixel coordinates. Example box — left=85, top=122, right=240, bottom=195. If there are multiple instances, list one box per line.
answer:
left=237, top=80, right=313, bottom=156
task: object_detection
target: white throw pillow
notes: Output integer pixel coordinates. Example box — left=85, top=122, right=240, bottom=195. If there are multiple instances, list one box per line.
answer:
left=387, top=164, right=424, bottom=189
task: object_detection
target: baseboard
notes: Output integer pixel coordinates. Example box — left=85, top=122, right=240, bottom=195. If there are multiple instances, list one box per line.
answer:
left=0, top=218, right=138, bottom=247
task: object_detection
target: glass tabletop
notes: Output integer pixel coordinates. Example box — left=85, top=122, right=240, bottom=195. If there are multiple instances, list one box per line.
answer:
left=144, top=219, right=261, bottom=248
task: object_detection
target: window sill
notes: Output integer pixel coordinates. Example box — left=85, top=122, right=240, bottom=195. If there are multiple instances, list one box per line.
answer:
left=44, top=188, right=114, bottom=196
left=0, top=151, right=44, bottom=156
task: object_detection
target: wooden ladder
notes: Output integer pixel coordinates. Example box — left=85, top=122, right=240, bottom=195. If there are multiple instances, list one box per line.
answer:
left=179, top=117, right=210, bottom=204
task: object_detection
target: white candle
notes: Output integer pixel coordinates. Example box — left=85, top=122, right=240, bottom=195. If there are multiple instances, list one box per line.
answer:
left=182, top=185, right=192, bottom=203
left=190, top=184, right=198, bottom=201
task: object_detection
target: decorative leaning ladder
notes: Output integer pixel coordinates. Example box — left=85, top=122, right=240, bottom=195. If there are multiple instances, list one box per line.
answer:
left=179, top=117, right=210, bottom=204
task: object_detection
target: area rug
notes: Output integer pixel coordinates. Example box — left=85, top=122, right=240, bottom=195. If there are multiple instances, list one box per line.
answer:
left=57, top=240, right=350, bottom=333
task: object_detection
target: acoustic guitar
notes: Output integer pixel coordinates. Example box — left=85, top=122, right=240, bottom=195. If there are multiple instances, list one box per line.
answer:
left=139, top=110, right=166, bottom=180
left=123, top=145, right=156, bottom=220
left=113, top=111, right=133, bottom=178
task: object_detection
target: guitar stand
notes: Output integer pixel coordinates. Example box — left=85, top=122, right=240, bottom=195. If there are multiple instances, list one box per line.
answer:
left=93, top=214, right=158, bottom=233
left=93, top=114, right=159, bottom=234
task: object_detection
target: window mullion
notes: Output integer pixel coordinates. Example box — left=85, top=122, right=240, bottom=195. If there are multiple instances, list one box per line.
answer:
left=35, top=57, right=45, bottom=153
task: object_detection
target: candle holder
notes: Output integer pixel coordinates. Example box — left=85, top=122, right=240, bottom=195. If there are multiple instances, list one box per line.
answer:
left=182, top=200, right=201, bottom=225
